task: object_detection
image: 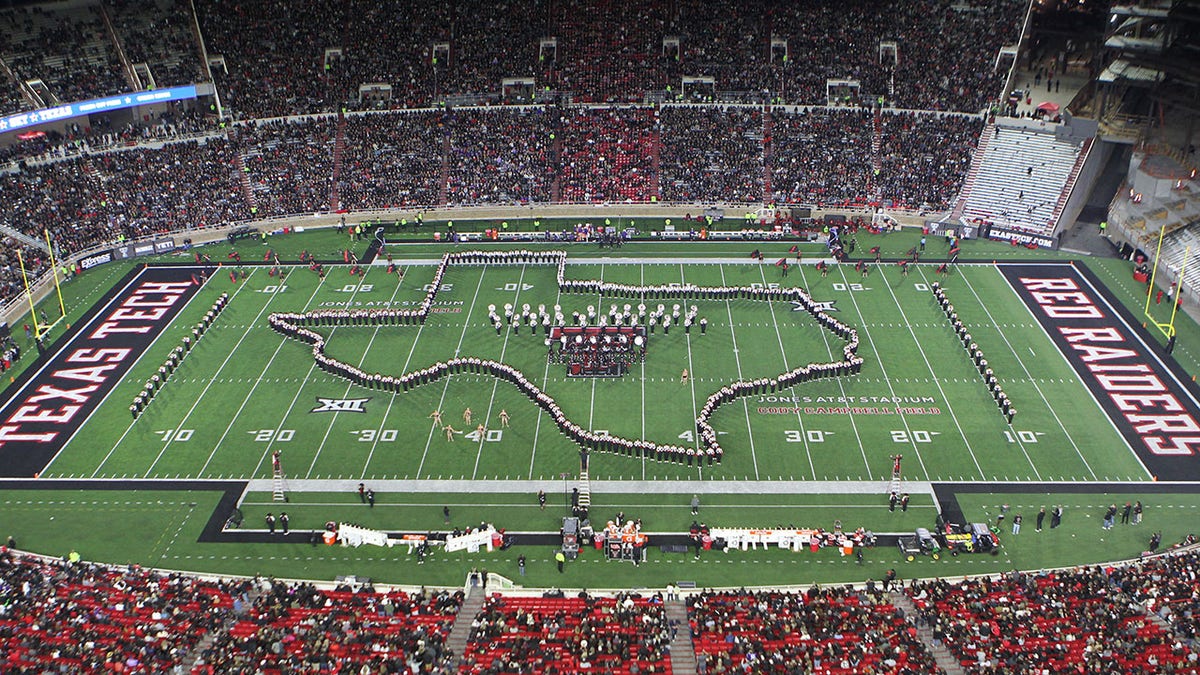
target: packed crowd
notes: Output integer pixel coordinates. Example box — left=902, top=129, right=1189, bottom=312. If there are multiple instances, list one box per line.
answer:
left=770, top=107, right=874, bottom=208
left=877, top=112, right=980, bottom=211
left=198, top=580, right=463, bottom=673
left=0, top=547, right=239, bottom=673
left=445, top=107, right=556, bottom=205
left=905, top=565, right=1200, bottom=673
left=688, top=586, right=942, bottom=674
left=660, top=106, right=763, bottom=203
left=558, top=107, right=658, bottom=203
left=458, top=592, right=673, bottom=674
left=1109, top=548, right=1200, bottom=649
left=236, top=117, right=336, bottom=216
left=338, top=111, right=443, bottom=210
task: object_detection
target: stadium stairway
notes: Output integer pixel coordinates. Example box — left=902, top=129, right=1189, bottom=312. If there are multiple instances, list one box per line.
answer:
left=445, top=585, right=485, bottom=669
left=890, top=591, right=965, bottom=675
left=762, top=109, right=773, bottom=203
left=439, top=132, right=450, bottom=206
left=1048, top=136, right=1094, bottom=228
left=330, top=111, right=346, bottom=211
left=228, top=128, right=256, bottom=212
left=650, top=126, right=662, bottom=201
left=665, top=597, right=698, bottom=674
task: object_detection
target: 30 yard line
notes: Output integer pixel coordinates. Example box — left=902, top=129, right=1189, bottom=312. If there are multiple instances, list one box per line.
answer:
left=195, top=270, right=325, bottom=476
left=794, top=265, right=872, bottom=476
left=717, top=264, right=760, bottom=479
left=829, top=265, right=932, bottom=480
left=245, top=272, right=379, bottom=480
left=639, top=264, right=646, bottom=480
left=303, top=269, right=407, bottom=478
left=471, top=265, right=528, bottom=479
left=757, top=265, right=816, bottom=479
left=414, top=266, right=490, bottom=478
left=867, top=266, right=987, bottom=478
left=361, top=276, right=423, bottom=479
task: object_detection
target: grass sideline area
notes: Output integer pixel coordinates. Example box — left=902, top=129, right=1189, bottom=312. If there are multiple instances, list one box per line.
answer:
left=2, top=225, right=1199, bottom=588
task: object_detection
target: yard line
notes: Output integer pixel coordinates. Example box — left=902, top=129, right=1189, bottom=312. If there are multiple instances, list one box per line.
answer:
left=527, top=270, right=565, bottom=479
left=360, top=280, right=424, bottom=479
left=866, top=266, right=988, bottom=478
left=794, top=265, right=872, bottom=476
left=123, top=269, right=265, bottom=478
left=956, top=266, right=1101, bottom=479
left=245, top=273, right=380, bottom=480
left=756, top=266, right=816, bottom=479
left=925, top=267, right=1040, bottom=478
left=587, top=264, right=604, bottom=440
left=195, top=270, right=327, bottom=476
left=414, top=266, right=490, bottom=477
left=41, top=266, right=204, bottom=477
left=717, top=264, right=760, bottom=480
left=302, top=270, right=408, bottom=478
left=680, top=264, right=702, bottom=479
left=828, top=265, right=932, bottom=480
left=471, top=265, right=528, bottom=479
left=639, top=265, right=646, bottom=480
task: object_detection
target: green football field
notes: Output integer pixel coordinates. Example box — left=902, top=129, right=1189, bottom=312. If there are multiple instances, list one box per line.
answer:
left=41, top=256, right=1141, bottom=483
left=4, top=228, right=1199, bottom=588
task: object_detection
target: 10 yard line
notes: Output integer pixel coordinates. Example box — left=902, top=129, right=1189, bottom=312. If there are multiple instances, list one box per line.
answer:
left=717, top=264, right=761, bottom=480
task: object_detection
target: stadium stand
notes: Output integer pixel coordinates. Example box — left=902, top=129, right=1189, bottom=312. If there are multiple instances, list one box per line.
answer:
left=338, top=111, right=444, bottom=210
left=107, top=0, right=205, bottom=90
left=688, top=587, right=943, bottom=674
left=877, top=111, right=981, bottom=212
left=558, top=106, right=658, bottom=203
left=660, top=105, right=763, bottom=203
left=445, top=107, right=556, bottom=205
left=235, top=117, right=337, bottom=217
left=198, top=581, right=463, bottom=673
left=960, top=123, right=1084, bottom=234
left=905, top=565, right=1200, bottom=673
left=769, top=107, right=874, bottom=209
left=0, top=547, right=237, bottom=673
left=457, top=592, right=674, bottom=674
left=0, top=3, right=129, bottom=112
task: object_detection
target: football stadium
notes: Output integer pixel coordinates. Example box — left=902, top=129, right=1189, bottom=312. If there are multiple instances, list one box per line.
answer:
left=1, top=0, right=1200, bottom=672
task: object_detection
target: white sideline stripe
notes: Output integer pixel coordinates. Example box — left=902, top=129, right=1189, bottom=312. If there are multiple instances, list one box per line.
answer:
left=242, top=478, right=935, bottom=495
left=471, top=265, right=527, bottom=479
left=303, top=270, right=401, bottom=479
left=949, top=266, right=1083, bottom=478
left=795, top=265, right=872, bottom=475
left=717, top=264, right=760, bottom=479
left=831, top=265, right=933, bottom=480
left=197, top=271, right=326, bottom=476
left=414, top=267, right=490, bottom=477
left=137, top=270, right=269, bottom=477
left=757, top=264, right=817, bottom=479
left=873, top=266, right=987, bottom=478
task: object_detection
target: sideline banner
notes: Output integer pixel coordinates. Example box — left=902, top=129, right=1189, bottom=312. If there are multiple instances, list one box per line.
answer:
left=0, top=267, right=201, bottom=476
left=1002, top=263, right=1200, bottom=480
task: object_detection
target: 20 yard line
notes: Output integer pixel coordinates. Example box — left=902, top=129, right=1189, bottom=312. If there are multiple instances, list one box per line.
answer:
left=757, top=265, right=817, bottom=479
left=717, top=264, right=760, bottom=480
left=414, top=266, right=490, bottom=478
left=471, top=265, right=528, bottom=479
left=830, top=265, right=932, bottom=480
left=303, top=268, right=407, bottom=478
left=868, top=266, right=987, bottom=478
left=195, top=270, right=325, bottom=476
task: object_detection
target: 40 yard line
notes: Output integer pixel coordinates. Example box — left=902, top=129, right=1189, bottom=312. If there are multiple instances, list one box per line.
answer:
left=717, top=264, right=761, bottom=480
left=471, top=265, right=528, bottom=479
